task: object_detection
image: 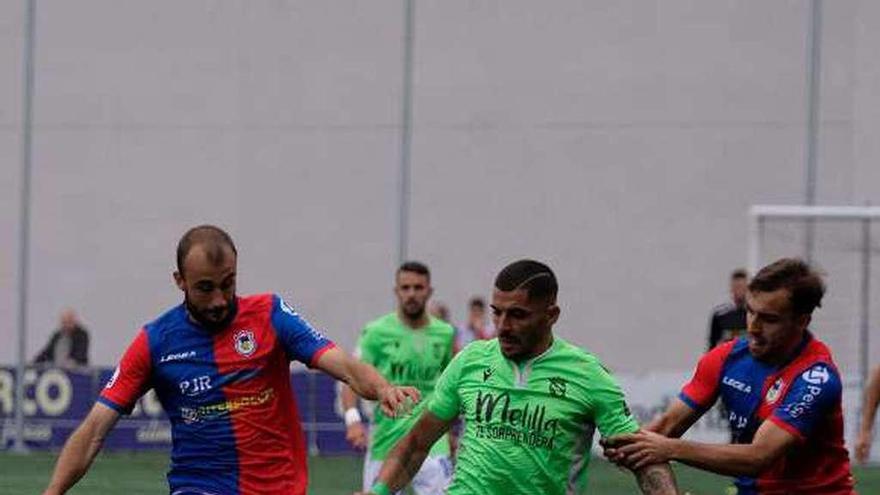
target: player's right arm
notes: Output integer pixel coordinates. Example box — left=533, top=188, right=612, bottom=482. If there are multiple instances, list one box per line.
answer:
left=43, top=403, right=120, bottom=495
left=661, top=340, right=731, bottom=436
left=856, top=364, right=880, bottom=463
left=646, top=398, right=703, bottom=438
left=340, top=328, right=374, bottom=450
left=44, top=328, right=152, bottom=494
left=341, top=382, right=367, bottom=450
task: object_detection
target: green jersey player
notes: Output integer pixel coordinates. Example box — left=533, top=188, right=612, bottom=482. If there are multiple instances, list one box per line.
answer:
left=361, top=260, right=679, bottom=495
left=342, top=262, right=456, bottom=495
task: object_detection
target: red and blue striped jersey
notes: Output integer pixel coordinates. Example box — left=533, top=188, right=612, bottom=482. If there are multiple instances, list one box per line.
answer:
left=680, top=332, right=854, bottom=494
left=99, top=293, right=335, bottom=495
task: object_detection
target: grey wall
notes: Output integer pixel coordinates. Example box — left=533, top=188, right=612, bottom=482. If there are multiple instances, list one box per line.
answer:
left=1, top=1, right=878, bottom=373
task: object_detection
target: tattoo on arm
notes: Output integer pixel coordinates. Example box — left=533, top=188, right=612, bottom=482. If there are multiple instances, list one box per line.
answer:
left=636, top=464, right=678, bottom=495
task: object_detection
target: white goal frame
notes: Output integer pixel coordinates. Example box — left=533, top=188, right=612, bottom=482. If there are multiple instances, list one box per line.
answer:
left=748, top=204, right=880, bottom=386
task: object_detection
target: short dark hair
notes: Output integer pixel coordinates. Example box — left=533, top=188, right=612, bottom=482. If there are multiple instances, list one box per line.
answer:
left=397, top=261, right=430, bottom=282
left=731, top=268, right=748, bottom=280
left=176, top=225, right=238, bottom=276
left=468, top=296, right=485, bottom=309
left=495, top=259, right=558, bottom=302
left=749, top=258, right=825, bottom=315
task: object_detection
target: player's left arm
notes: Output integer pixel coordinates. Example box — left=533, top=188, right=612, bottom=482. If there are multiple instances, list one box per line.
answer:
left=587, top=360, right=679, bottom=494
left=856, top=364, right=880, bottom=463
left=315, top=347, right=419, bottom=417
left=271, top=294, right=419, bottom=416
left=633, top=464, right=679, bottom=495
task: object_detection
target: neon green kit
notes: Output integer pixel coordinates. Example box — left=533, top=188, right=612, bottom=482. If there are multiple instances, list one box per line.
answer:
left=427, top=337, right=639, bottom=494
left=357, top=312, right=455, bottom=460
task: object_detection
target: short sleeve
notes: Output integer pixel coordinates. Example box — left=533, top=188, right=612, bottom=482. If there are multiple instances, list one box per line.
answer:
left=770, top=363, right=842, bottom=441
left=98, top=329, right=152, bottom=414
left=271, top=294, right=335, bottom=367
left=588, top=362, right=639, bottom=437
left=427, top=349, right=465, bottom=421
left=679, top=340, right=733, bottom=411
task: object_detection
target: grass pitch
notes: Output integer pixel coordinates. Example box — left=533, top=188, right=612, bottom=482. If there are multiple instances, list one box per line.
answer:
left=2, top=451, right=879, bottom=494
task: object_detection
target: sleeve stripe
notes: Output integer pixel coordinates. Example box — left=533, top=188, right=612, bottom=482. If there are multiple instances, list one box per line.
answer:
left=96, top=396, right=127, bottom=414
left=768, top=415, right=806, bottom=442
left=308, top=342, right=336, bottom=368
left=678, top=392, right=709, bottom=413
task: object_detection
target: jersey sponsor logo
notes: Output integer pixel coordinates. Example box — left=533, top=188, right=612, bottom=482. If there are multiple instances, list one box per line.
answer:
left=722, top=375, right=752, bottom=394
left=483, top=368, right=495, bottom=382
left=786, top=381, right=824, bottom=419
left=765, top=377, right=784, bottom=404
left=728, top=410, right=750, bottom=432
left=802, top=365, right=830, bottom=385
left=389, top=358, right=444, bottom=385
left=180, top=387, right=276, bottom=424
left=105, top=366, right=120, bottom=389
left=473, top=390, right=560, bottom=449
left=179, top=375, right=212, bottom=396
left=234, top=329, right=257, bottom=356
left=279, top=296, right=298, bottom=317
left=548, top=377, right=567, bottom=398
left=159, top=350, right=196, bottom=364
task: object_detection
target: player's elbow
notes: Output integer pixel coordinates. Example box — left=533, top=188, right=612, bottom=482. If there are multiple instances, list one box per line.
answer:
left=741, top=449, right=779, bottom=477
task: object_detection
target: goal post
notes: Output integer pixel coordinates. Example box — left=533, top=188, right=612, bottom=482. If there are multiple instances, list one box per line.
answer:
left=749, top=205, right=879, bottom=385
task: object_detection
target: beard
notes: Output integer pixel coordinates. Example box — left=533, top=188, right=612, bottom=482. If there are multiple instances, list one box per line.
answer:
left=185, top=295, right=238, bottom=333
left=401, top=300, right=426, bottom=320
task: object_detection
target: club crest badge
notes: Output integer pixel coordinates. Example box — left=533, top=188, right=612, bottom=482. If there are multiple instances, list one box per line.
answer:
left=765, top=378, right=784, bottom=404
left=234, top=329, right=257, bottom=357
left=549, top=377, right=567, bottom=398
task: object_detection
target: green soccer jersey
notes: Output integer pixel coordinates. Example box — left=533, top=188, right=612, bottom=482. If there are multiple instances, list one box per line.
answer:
left=427, top=337, right=638, bottom=495
left=357, top=312, right=455, bottom=460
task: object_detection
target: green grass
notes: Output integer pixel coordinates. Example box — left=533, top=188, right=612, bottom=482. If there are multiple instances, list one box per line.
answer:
left=2, top=452, right=879, bottom=494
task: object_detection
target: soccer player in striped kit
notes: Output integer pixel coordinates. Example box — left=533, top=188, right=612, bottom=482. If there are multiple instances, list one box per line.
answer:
left=43, top=225, right=419, bottom=495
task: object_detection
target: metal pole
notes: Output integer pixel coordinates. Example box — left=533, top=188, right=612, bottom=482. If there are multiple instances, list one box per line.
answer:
left=396, top=0, right=415, bottom=265
left=859, top=217, right=871, bottom=390
left=804, top=0, right=822, bottom=261
left=13, top=0, right=37, bottom=453
left=747, top=209, right=762, bottom=276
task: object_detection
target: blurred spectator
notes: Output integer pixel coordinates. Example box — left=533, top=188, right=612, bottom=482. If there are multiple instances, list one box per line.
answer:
left=707, top=269, right=748, bottom=349
left=429, top=301, right=451, bottom=323
left=855, top=364, right=880, bottom=463
left=455, top=296, right=494, bottom=352
left=33, top=308, right=89, bottom=369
